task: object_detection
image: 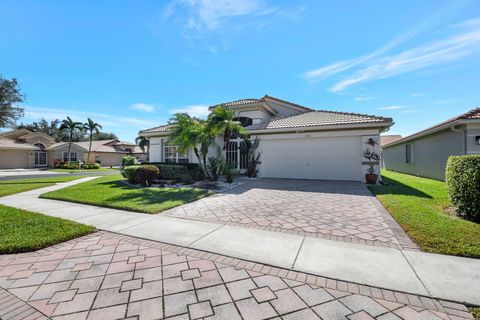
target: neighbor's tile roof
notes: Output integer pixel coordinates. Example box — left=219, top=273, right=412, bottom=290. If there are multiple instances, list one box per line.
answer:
left=47, top=140, right=145, bottom=153
left=0, top=138, right=36, bottom=150
left=252, top=110, right=392, bottom=130
left=380, top=135, right=402, bottom=146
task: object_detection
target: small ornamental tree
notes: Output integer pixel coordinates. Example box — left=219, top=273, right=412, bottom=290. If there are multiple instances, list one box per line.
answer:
left=445, top=155, right=480, bottom=222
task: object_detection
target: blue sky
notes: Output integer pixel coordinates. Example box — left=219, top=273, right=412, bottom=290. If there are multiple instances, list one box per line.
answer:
left=1, top=0, right=480, bottom=142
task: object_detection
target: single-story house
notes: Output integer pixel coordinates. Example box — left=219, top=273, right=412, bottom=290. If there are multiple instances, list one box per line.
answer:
left=139, top=95, right=393, bottom=182
left=0, top=129, right=147, bottom=169
left=382, top=108, right=480, bottom=181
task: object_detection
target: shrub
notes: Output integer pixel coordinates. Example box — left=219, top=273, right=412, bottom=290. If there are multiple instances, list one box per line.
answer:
left=222, top=161, right=238, bottom=183
left=446, top=155, right=480, bottom=222
left=81, top=163, right=100, bottom=170
left=124, top=165, right=159, bottom=186
left=55, top=161, right=79, bottom=169
left=144, top=162, right=205, bottom=181
left=121, top=156, right=139, bottom=177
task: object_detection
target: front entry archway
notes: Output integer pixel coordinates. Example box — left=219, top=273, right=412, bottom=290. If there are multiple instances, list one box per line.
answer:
left=225, top=137, right=247, bottom=171
left=34, top=143, right=48, bottom=167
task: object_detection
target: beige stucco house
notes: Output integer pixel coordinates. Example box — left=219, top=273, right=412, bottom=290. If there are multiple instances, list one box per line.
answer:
left=382, top=108, right=480, bottom=181
left=0, top=129, right=147, bottom=169
left=140, top=95, right=393, bottom=182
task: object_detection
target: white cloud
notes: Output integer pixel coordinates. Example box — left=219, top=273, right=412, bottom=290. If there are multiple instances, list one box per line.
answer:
left=130, top=103, right=156, bottom=113
left=354, top=96, right=375, bottom=101
left=171, top=104, right=210, bottom=118
left=329, top=25, right=480, bottom=92
left=378, top=105, right=408, bottom=110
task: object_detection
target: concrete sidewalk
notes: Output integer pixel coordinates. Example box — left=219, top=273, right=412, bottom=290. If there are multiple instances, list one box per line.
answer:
left=1, top=177, right=479, bottom=306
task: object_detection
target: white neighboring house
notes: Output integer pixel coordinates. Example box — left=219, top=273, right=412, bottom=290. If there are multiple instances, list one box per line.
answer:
left=139, top=95, right=393, bottom=182
left=382, top=108, right=480, bottom=181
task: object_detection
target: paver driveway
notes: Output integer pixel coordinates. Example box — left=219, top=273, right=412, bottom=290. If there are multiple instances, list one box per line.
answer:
left=0, top=232, right=472, bottom=320
left=164, top=179, right=416, bottom=250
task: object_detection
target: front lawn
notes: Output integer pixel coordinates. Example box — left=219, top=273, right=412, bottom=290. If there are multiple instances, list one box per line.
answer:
left=0, top=204, right=95, bottom=254
left=0, top=176, right=84, bottom=197
left=41, top=174, right=213, bottom=214
left=369, top=170, right=480, bottom=258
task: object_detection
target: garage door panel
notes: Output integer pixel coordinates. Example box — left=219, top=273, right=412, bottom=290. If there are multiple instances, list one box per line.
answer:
left=259, top=136, right=361, bottom=181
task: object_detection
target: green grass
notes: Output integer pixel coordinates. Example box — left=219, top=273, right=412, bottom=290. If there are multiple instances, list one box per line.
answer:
left=49, top=167, right=119, bottom=173
left=0, top=176, right=84, bottom=197
left=0, top=204, right=95, bottom=254
left=369, top=170, right=480, bottom=258
left=41, top=174, right=214, bottom=214
left=470, top=307, right=480, bottom=319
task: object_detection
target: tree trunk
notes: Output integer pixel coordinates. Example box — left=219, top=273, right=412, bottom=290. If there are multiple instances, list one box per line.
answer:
left=87, top=132, right=92, bottom=163
left=67, top=132, right=73, bottom=165
left=194, top=147, right=209, bottom=179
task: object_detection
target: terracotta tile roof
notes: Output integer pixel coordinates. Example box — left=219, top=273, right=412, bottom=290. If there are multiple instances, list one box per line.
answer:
left=46, top=140, right=145, bottom=154
left=382, top=107, right=480, bottom=148
left=380, top=135, right=402, bottom=146
left=252, top=110, right=392, bottom=130
left=140, top=124, right=172, bottom=134
left=0, top=138, right=36, bottom=150
left=210, top=95, right=313, bottom=111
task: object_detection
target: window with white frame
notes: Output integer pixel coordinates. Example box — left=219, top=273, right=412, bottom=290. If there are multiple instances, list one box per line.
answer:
left=405, top=143, right=414, bottom=163
left=164, top=146, right=188, bottom=163
left=63, top=152, right=77, bottom=162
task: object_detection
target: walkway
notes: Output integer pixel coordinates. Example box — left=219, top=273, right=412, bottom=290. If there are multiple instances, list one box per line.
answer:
left=0, top=177, right=479, bottom=307
left=0, top=232, right=474, bottom=320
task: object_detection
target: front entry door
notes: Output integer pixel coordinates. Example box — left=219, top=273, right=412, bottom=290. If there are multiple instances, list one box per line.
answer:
left=34, top=151, right=47, bottom=167
left=225, top=137, right=247, bottom=171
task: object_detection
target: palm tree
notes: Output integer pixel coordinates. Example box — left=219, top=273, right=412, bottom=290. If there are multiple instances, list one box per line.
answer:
left=83, top=118, right=102, bottom=163
left=207, top=105, right=247, bottom=145
left=168, top=113, right=216, bottom=179
left=60, top=116, right=83, bottom=164
left=135, top=135, right=149, bottom=161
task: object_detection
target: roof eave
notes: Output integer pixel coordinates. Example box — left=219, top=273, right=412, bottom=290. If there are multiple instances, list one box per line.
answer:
left=248, top=121, right=393, bottom=134
left=382, top=119, right=478, bottom=148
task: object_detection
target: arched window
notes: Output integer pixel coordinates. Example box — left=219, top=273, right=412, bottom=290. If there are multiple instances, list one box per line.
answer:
left=233, top=117, right=253, bottom=127
left=125, top=148, right=133, bottom=154
left=34, top=143, right=46, bottom=150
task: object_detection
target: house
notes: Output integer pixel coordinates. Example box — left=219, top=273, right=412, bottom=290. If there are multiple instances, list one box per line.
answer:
left=139, top=95, right=393, bottom=182
left=0, top=129, right=147, bottom=169
left=382, top=108, right=480, bottom=181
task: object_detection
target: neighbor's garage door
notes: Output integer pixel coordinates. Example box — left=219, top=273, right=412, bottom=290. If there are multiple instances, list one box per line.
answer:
left=259, top=136, right=362, bottom=181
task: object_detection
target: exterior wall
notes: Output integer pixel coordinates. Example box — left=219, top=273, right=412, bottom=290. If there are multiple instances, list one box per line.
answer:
left=252, top=129, right=379, bottom=181
left=51, top=144, right=85, bottom=164
left=466, top=123, right=480, bottom=155
left=0, top=149, right=31, bottom=169
left=93, top=152, right=125, bottom=167
left=148, top=136, right=199, bottom=164
left=383, top=129, right=464, bottom=181
left=236, top=109, right=272, bottom=126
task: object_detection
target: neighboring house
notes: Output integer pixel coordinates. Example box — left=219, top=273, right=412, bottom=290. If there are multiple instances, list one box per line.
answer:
left=139, top=95, right=393, bottom=182
left=382, top=108, right=480, bottom=181
left=380, top=135, right=402, bottom=146
left=0, top=129, right=147, bottom=169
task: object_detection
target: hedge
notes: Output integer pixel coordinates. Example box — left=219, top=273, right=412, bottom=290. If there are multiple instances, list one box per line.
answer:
left=445, top=155, right=480, bottom=222
left=81, top=163, right=100, bottom=169
left=124, top=165, right=159, bottom=186
left=143, top=162, right=204, bottom=181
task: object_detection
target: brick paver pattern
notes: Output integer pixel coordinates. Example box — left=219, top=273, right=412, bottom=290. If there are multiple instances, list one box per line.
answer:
left=0, top=232, right=472, bottom=320
left=164, top=179, right=413, bottom=249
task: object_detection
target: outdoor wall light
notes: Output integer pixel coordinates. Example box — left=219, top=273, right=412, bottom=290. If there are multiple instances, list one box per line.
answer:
left=476, top=136, right=480, bottom=145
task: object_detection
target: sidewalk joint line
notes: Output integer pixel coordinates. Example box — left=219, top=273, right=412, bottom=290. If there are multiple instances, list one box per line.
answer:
left=400, top=250, right=432, bottom=297
left=291, top=236, right=306, bottom=269
left=186, top=224, right=226, bottom=247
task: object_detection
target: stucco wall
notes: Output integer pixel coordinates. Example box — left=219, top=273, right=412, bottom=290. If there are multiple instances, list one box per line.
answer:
left=466, top=123, right=480, bottom=155
left=92, top=152, right=125, bottom=167
left=0, top=150, right=30, bottom=169
left=383, top=129, right=464, bottom=181
left=51, top=144, right=86, bottom=164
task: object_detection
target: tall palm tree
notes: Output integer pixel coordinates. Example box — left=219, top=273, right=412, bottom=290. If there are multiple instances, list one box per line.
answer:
left=60, top=116, right=83, bottom=164
left=207, top=105, right=247, bottom=144
left=168, top=113, right=216, bottom=179
left=135, top=135, right=149, bottom=161
left=83, top=118, right=102, bottom=163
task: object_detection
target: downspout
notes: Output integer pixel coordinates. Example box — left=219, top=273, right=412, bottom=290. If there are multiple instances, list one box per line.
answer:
left=450, top=125, right=467, bottom=155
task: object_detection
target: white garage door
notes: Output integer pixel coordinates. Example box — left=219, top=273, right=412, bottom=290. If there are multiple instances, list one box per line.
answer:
left=259, top=136, right=362, bottom=181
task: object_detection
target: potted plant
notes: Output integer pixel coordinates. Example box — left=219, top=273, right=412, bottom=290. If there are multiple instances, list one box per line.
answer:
left=365, top=165, right=378, bottom=184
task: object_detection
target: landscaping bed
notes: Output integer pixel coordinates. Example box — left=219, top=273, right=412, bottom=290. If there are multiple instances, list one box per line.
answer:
left=40, top=174, right=213, bottom=214
left=0, top=204, right=95, bottom=254
left=0, top=176, right=84, bottom=197
left=369, top=170, right=480, bottom=258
